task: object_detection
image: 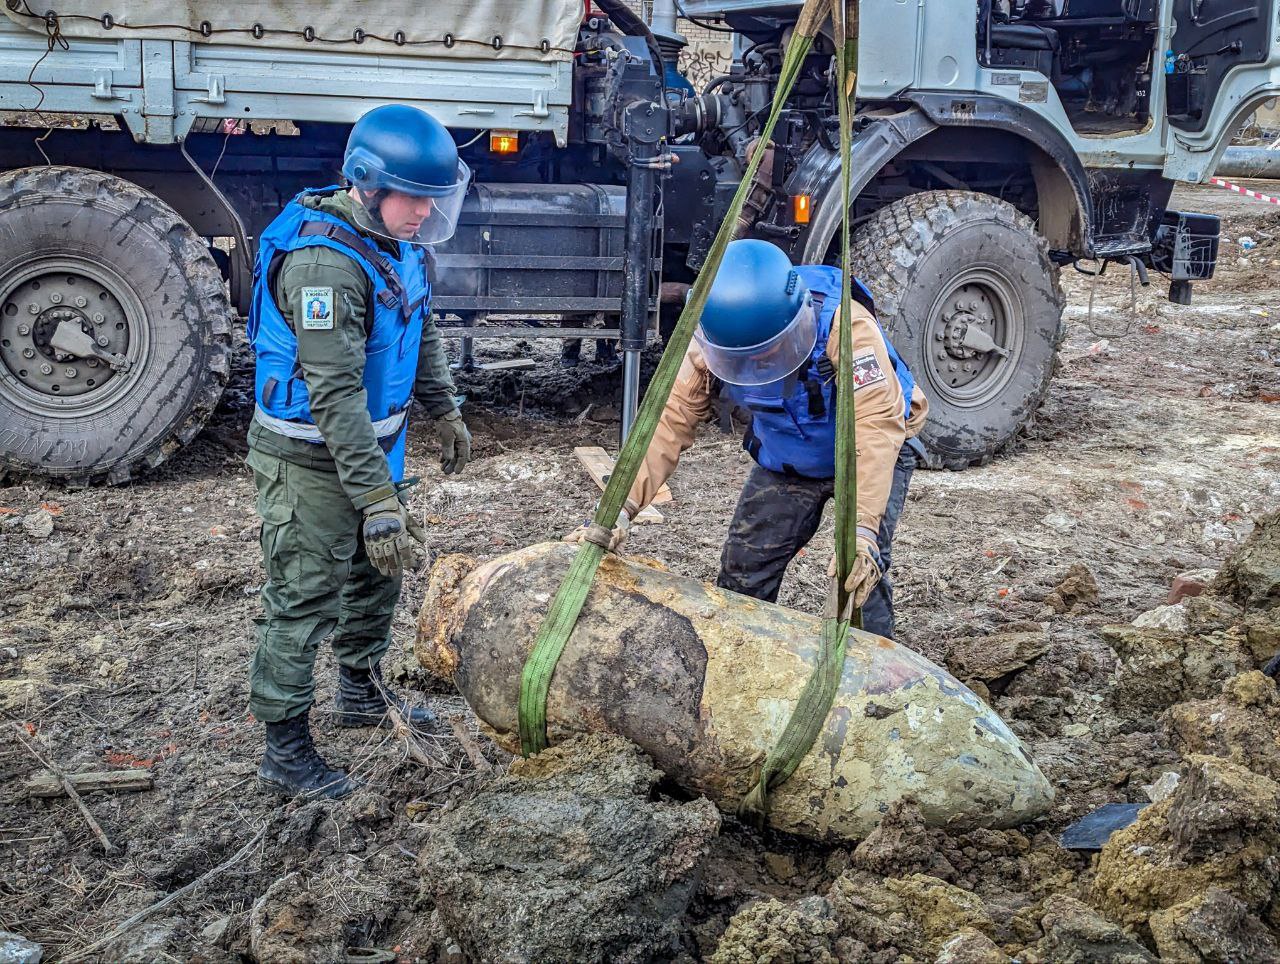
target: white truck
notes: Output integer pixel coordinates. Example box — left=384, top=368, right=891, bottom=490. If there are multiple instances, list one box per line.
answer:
left=0, top=0, right=1276, bottom=482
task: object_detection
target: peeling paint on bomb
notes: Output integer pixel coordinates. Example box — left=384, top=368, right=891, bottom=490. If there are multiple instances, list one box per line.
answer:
left=416, top=542, right=1054, bottom=842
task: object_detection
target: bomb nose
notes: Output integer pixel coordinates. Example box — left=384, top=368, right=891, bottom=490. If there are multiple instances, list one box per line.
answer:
left=416, top=553, right=480, bottom=681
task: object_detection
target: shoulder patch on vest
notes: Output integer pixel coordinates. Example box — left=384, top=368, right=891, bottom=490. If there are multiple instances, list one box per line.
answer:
left=300, top=286, right=335, bottom=330
left=850, top=349, right=887, bottom=390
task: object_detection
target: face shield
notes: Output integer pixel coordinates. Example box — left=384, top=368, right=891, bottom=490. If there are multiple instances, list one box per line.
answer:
left=694, top=296, right=818, bottom=387
left=348, top=158, right=471, bottom=246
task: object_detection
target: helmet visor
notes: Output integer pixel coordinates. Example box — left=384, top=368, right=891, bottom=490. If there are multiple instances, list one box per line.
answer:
left=694, top=298, right=818, bottom=386
left=349, top=159, right=471, bottom=246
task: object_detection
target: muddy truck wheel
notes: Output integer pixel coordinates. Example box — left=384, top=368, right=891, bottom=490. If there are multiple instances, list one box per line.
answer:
left=0, top=166, right=232, bottom=484
left=850, top=190, right=1065, bottom=469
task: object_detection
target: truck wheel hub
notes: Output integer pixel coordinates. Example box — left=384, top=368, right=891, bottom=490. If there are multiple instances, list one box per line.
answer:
left=0, top=259, right=144, bottom=414
left=942, top=310, right=989, bottom=360
left=925, top=275, right=1023, bottom=407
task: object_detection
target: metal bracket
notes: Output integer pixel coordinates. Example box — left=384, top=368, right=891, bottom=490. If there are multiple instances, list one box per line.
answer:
left=50, top=320, right=131, bottom=372
left=192, top=75, right=226, bottom=105
left=179, top=138, right=254, bottom=298
left=959, top=323, right=1009, bottom=359
left=92, top=69, right=130, bottom=102
left=622, top=101, right=667, bottom=146
left=515, top=90, right=550, bottom=119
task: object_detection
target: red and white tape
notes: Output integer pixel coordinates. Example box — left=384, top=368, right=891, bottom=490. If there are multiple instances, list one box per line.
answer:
left=1210, top=176, right=1280, bottom=206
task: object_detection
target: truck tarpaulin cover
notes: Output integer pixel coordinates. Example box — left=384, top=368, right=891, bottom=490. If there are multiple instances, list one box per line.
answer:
left=3, top=0, right=582, bottom=61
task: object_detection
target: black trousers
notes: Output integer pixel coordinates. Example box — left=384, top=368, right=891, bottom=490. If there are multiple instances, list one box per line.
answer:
left=716, top=443, right=918, bottom=639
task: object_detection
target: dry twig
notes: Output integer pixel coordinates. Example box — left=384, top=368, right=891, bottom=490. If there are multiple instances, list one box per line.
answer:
left=448, top=716, right=494, bottom=773
left=387, top=706, right=437, bottom=767
left=12, top=724, right=117, bottom=855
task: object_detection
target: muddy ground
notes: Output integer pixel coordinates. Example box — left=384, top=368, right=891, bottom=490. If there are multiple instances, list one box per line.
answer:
left=1, top=182, right=1279, bottom=962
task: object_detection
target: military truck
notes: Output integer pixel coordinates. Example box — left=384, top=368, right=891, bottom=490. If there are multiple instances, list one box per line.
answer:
left=0, top=0, right=1275, bottom=482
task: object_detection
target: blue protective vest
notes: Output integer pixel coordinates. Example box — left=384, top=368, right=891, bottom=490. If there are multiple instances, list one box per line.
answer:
left=247, top=187, right=430, bottom=481
left=724, top=264, right=914, bottom=480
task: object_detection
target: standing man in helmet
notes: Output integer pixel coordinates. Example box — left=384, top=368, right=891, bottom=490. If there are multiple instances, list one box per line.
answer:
left=246, top=104, right=472, bottom=799
left=570, top=239, right=928, bottom=639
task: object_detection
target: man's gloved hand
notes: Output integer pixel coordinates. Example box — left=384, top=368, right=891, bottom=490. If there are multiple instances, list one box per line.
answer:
left=435, top=409, right=471, bottom=475
left=362, top=492, right=427, bottom=578
left=563, top=508, right=631, bottom=554
left=827, top=535, right=884, bottom=614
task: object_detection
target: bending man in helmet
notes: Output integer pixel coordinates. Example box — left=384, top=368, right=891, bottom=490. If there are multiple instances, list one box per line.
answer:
left=246, top=104, right=472, bottom=799
left=571, top=239, right=928, bottom=639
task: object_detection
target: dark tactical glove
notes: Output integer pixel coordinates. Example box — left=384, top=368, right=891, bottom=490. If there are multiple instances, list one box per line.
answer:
left=362, top=492, right=426, bottom=578
left=435, top=410, right=472, bottom=475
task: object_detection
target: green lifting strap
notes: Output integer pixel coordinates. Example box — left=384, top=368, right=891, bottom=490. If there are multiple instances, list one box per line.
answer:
left=738, top=0, right=861, bottom=825
left=517, top=0, right=836, bottom=758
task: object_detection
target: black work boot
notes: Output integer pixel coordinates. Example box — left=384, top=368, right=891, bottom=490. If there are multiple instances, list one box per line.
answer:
left=595, top=339, right=618, bottom=364
left=258, top=711, right=358, bottom=800
left=560, top=339, right=582, bottom=368
left=335, top=663, right=437, bottom=730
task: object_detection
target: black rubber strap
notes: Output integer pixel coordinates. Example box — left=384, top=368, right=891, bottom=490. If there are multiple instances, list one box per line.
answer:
left=423, top=247, right=438, bottom=288
left=298, top=221, right=411, bottom=324
left=804, top=377, right=825, bottom=417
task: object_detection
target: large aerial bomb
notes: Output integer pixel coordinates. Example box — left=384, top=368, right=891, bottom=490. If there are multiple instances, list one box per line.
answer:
left=416, top=542, right=1053, bottom=842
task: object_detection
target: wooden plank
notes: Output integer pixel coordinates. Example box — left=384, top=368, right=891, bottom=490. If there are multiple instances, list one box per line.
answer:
left=572, top=446, right=669, bottom=524
left=26, top=769, right=154, bottom=799
left=477, top=358, right=536, bottom=372
left=573, top=446, right=673, bottom=504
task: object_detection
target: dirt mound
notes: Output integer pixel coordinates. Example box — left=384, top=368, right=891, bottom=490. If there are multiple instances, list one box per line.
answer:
left=1044, top=564, right=1099, bottom=615
left=1104, top=515, right=1280, bottom=719
left=935, top=928, right=1009, bottom=963
left=940, top=624, right=1050, bottom=695
left=883, top=873, right=998, bottom=952
left=724, top=875, right=928, bottom=962
left=1032, top=895, right=1154, bottom=963
left=1213, top=509, right=1280, bottom=611
left=1148, top=888, right=1280, bottom=962
left=708, top=897, right=838, bottom=964
left=1104, top=623, right=1253, bottom=715
left=248, top=871, right=348, bottom=964
left=715, top=865, right=1052, bottom=961
left=1167, top=671, right=1280, bottom=781
left=1091, top=755, right=1280, bottom=930
left=844, top=800, right=1077, bottom=904
left=850, top=799, right=957, bottom=880
left=420, top=734, right=720, bottom=963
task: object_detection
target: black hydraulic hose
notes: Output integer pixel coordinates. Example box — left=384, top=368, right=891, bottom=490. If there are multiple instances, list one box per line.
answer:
left=672, top=0, right=737, bottom=33
left=702, top=75, right=732, bottom=96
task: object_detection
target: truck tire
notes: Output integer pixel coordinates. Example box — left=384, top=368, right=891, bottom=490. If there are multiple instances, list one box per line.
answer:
left=849, top=190, right=1065, bottom=469
left=0, top=166, right=232, bottom=484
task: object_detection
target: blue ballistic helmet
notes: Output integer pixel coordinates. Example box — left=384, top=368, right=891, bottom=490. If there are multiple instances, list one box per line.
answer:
left=343, top=104, right=471, bottom=245
left=693, top=239, right=817, bottom=386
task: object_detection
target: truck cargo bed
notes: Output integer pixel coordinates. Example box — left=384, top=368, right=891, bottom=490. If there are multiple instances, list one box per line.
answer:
left=0, top=14, right=573, bottom=144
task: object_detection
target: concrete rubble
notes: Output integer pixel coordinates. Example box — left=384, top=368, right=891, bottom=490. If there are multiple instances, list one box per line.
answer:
left=420, top=734, right=720, bottom=963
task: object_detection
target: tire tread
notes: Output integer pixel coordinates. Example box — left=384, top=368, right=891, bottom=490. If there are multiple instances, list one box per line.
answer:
left=0, top=165, right=233, bottom=485
left=849, top=190, right=1065, bottom=470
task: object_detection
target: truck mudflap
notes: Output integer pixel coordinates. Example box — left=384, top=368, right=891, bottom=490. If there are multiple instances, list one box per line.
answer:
left=1148, top=210, right=1222, bottom=305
